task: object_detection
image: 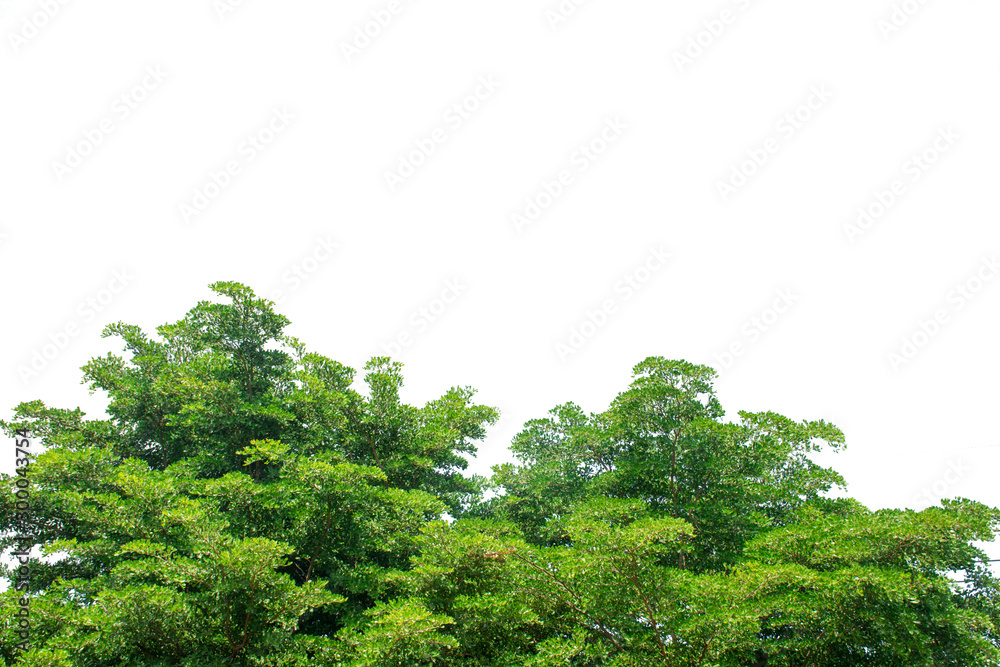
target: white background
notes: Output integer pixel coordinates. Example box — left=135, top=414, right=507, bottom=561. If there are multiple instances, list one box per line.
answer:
left=1, top=0, right=998, bottom=543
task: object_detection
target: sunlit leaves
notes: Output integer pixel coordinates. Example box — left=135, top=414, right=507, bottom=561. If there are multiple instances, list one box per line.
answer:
left=1, top=285, right=997, bottom=666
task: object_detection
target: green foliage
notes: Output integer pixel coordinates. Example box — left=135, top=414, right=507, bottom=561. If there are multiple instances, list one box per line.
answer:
left=477, top=358, right=847, bottom=572
left=1, top=283, right=997, bottom=666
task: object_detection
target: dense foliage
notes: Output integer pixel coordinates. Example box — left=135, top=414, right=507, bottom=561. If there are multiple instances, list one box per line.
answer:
left=2, top=282, right=998, bottom=666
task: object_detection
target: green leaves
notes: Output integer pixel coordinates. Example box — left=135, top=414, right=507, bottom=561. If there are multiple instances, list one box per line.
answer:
left=481, top=357, right=850, bottom=572
left=2, top=285, right=998, bottom=666
left=746, top=500, right=1000, bottom=574
left=341, top=600, right=458, bottom=667
left=563, top=498, right=693, bottom=556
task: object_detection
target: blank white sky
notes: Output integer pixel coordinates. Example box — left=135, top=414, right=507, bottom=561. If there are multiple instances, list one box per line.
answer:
left=1, top=0, right=998, bottom=559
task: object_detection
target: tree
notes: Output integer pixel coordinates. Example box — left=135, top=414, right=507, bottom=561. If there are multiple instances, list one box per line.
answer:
left=478, top=358, right=847, bottom=571
left=1, top=282, right=497, bottom=665
left=2, top=284, right=997, bottom=665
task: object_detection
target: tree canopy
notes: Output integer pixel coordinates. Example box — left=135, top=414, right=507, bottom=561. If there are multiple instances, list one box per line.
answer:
left=2, top=282, right=998, bottom=666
